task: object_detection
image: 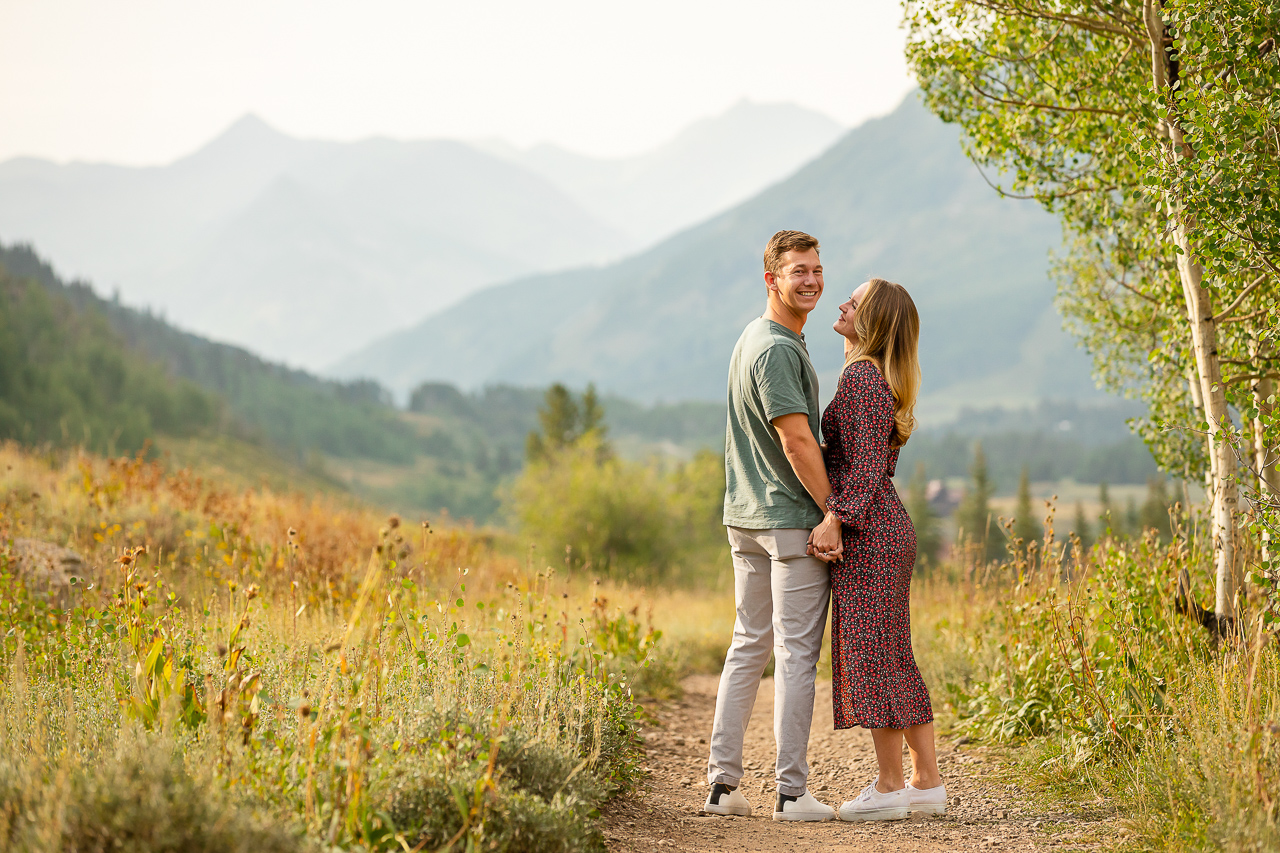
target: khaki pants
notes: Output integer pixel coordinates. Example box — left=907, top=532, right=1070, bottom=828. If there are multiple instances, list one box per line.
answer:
left=706, top=527, right=830, bottom=797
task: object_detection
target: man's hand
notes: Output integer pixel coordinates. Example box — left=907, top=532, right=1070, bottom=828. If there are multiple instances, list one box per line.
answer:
left=808, top=512, right=843, bottom=563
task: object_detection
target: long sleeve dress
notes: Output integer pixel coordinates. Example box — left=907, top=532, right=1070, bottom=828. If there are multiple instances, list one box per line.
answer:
left=821, top=359, right=933, bottom=730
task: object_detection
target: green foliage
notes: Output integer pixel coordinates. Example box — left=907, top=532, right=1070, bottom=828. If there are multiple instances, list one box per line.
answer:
left=904, top=0, right=1277, bottom=498
left=950, top=532, right=1210, bottom=751
left=526, top=384, right=609, bottom=464
left=513, top=435, right=674, bottom=576
left=0, top=745, right=305, bottom=853
left=1137, top=0, right=1280, bottom=336
left=0, top=263, right=217, bottom=455
left=1011, top=466, right=1041, bottom=554
left=1243, top=387, right=1280, bottom=625
left=0, top=445, right=650, bottom=853
left=955, top=442, right=1002, bottom=562
left=1, top=242, right=423, bottom=465
left=944, top=516, right=1280, bottom=851
left=1098, top=482, right=1116, bottom=537
left=514, top=386, right=727, bottom=581
left=906, top=462, right=942, bottom=568
left=511, top=437, right=727, bottom=582
left=1072, top=501, right=1093, bottom=557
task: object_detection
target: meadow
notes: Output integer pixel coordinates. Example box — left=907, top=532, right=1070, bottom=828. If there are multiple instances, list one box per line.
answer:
left=0, top=442, right=672, bottom=852
left=2, top=437, right=1277, bottom=852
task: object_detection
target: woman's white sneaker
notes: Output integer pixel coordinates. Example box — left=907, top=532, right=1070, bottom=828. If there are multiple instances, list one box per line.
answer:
left=773, top=790, right=836, bottom=822
left=703, top=783, right=752, bottom=816
left=906, top=781, right=947, bottom=815
left=838, top=781, right=910, bottom=821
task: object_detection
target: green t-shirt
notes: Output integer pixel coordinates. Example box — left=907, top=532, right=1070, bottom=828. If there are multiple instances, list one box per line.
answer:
left=722, top=317, right=823, bottom=530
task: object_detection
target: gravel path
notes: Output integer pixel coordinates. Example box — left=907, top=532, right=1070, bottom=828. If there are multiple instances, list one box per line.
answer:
left=603, top=675, right=1116, bottom=852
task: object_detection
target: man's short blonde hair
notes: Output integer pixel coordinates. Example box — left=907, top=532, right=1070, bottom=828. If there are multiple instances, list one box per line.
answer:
left=763, top=230, right=820, bottom=276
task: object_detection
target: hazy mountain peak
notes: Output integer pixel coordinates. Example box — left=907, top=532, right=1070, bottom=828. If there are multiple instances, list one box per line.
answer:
left=174, top=112, right=308, bottom=173
left=513, top=100, right=848, bottom=246
left=666, top=99, right=843, bottom=147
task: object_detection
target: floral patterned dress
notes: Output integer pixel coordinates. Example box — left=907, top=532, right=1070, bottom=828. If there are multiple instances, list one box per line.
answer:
left=822, top=359, right=933, bottom=730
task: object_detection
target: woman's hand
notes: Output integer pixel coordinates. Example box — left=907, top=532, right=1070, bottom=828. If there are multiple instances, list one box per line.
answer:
left=808, top=512, right=843, bottom=563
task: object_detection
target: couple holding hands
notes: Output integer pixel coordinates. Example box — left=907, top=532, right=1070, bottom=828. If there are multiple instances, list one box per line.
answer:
left=702, top=230, right=945, bottom=823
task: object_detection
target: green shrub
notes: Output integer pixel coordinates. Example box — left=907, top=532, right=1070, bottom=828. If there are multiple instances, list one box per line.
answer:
left=951, top=531, right=1209, bottom=752
left=0, top=745, right=305, bottom=853
left=511, top=435, right=677, bottom=576
left=510, top=438, right=727, bottom=582
left=385, top=763, right=605, bottom=853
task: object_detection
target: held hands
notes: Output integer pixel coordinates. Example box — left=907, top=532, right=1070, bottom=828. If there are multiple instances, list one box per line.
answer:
left=807, top=512, right=843, bottom=564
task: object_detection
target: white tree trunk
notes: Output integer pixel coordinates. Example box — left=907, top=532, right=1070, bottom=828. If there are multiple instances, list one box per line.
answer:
left=1254, top=375, right=1278, bottom=563
left=1173, top=222, right=1240, bottom=620
left=1253, top=376, right=1278, bottom=496
left=1145, top=0, right=1241, bottom=623
left=1187, top=363, right=1216, bottom=495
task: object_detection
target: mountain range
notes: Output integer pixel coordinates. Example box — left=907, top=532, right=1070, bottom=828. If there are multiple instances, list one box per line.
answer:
left=0, top=103, right=842, bottom=370
left=333, top=94, right=1101, bottom=422
left=482, top=100, right=846, bottom=246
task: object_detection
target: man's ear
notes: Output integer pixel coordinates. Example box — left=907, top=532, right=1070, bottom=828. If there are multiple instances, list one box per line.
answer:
left=764, top=270, right=778, bottom=292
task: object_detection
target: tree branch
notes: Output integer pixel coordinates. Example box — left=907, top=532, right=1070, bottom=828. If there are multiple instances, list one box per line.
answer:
left=1213, top=273, right=1269, bottom=322
left=1219, top=306, right=1273, bottom=326
left=967, top=78, right=1127, bottom=116
left=965, top=0, right=1141, bottom=41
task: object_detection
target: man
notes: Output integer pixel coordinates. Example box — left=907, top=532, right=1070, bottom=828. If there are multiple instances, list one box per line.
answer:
left=703, top=230, right=842, bottom=822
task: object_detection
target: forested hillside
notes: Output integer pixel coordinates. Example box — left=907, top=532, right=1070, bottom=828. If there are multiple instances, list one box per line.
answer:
left=0, top=261, right=216, bottom=455
left=0, top=242, right=726, bottom=518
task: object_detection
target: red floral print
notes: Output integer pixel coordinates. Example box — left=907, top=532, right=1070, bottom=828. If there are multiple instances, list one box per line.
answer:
left=822, top=360, right=933, bottom=730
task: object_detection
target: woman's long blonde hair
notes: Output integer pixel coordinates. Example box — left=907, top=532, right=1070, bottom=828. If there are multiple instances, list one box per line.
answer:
left=845, top=278, right=921, bottom=447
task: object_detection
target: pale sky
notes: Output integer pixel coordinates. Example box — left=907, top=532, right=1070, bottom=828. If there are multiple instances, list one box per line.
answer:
left=0, top=0, right=914, bottom=165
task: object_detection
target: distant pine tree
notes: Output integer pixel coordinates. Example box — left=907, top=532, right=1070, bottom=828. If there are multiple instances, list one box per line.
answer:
left=956, top=442, right=1001, bottom=561
left=1073, top=500, right=1093, bottom=559
left=906, top=462, right=942, bottom=569
left=1012, top=465, right=1042, bottom=553
left=1125, top=496, right=1140, bottom=538
left=1139, top=477, right=1172, bottom=540
left=1098, top=481, right=1115, bottom=537
left=580, top=384, right=606, bottom=437
left=526, top=383, right=612, bottom=464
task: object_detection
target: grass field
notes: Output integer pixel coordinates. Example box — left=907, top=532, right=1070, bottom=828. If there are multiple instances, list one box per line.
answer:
left=1, top=442, right=1275, bottom=851
left=0, top=443, right=664, bottom=852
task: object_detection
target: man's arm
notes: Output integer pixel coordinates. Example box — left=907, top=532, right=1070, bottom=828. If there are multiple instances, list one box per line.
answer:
left=772, top=413, right=830, bottom=508
left=772, top=413, right=842, bottom=560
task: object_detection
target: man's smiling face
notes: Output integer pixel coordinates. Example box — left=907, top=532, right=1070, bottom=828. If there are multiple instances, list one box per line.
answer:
left=766, top=248, right=824, bottom=318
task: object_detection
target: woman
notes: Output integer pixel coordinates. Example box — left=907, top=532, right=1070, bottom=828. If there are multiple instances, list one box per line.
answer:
left=808, top=277, right=945, bottom=821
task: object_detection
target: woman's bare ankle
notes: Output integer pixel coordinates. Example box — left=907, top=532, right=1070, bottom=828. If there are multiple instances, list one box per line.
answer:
left=909, top=773, right=943, bottom=790
left=875, top=777, right=906, bottom=793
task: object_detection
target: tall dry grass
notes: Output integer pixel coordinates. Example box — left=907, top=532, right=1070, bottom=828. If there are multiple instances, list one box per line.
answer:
left=902, top=499, right=1280, bottom=852
left=0, top=442, right=664, bottom=852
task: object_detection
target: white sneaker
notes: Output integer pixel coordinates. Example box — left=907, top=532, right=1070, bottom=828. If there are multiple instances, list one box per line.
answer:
left=838, top=780, right=910, bottom=821
left=703, top=783, right=752, bottom=816
left=906, top=781, right=947, bottom=815
left=773, top=790, right=836, bottom=822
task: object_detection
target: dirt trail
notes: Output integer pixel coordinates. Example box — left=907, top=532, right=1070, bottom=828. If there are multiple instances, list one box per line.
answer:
left=604, top=675, right=1116, bottom=853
